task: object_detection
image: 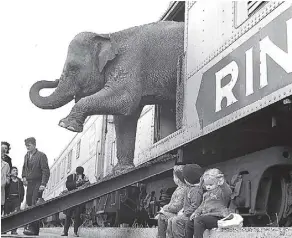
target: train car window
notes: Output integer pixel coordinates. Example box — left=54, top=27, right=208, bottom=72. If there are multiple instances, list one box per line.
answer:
left=247, top=1, right=267, bottom=17
left=110, top=141, right=116, bottom=166
left=76, top=140, right=81, bottom=159
left=67, top=149, right=73, bottom=173
left=234, top=1, right=268, bottom=28
left=60, top=159, right=64, bottom=179
left=62, top=156, right=67, bottom=178
left=57, top=163, right=61, bottom=183
left=52, top=168, right=56, bottom=187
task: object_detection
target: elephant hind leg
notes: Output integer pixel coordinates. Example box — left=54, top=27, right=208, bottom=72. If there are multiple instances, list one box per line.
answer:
left=113, top=107, right=143, bottom=173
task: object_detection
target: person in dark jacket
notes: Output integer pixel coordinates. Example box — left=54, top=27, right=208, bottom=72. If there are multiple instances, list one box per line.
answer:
left=156, top=165, right=187, bottom=238
left=22, top=137, right=50, bottom=236
left=1, top=141, right=12, bottom=170
left=4, top=167, right=25, bottom=235
left=168, top=164, right=204, bottom=238
left=61, top=166, right=89, bottom=237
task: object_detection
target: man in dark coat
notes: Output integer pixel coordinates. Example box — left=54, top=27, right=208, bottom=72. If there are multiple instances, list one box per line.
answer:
left=22, top=137, right=50, bottom=236
left=61, top=166, right=89, bottom=237
left=1, top=141, right=12, bottom=170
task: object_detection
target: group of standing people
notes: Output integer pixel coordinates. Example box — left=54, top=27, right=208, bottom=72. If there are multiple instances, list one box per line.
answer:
left=1, top=138, right=90, bottom=237
left=157, top=164, right=232, bottom=238
left=1, top=138, right=50, bottom=236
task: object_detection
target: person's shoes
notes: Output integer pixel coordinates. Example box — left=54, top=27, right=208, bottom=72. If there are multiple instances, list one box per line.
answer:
left=113, top=162, right=135, bottom=175
left=11, top=230, right=18, bottom=235
left=61, top=233, right=68, bottom=236
left=23, top=229, right=39, bottom=236
left=36, top=198, right=45, bottom=205
left=73, top=232, right=79, bottom=237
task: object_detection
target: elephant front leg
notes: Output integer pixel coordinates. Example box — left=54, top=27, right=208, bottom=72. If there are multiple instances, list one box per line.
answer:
left=59, top=86, right=142, bottom=133
left=113, top=107, right=142, bottom=174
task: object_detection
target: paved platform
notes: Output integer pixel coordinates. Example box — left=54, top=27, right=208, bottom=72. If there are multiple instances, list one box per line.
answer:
left=2, top=227, right=292, bottom=238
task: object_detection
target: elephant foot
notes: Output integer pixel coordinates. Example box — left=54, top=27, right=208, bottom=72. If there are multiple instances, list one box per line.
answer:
left=59, top=118, right=84, bottom=133
left=113, top=162, right=135, bottom=175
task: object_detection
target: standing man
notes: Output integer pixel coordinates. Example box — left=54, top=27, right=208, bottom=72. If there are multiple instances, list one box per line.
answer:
left=22, top=137, right=50, bottom=236
left=61, top=166, right=89, bottom=237
left=1, top=141, right=12, bottom=170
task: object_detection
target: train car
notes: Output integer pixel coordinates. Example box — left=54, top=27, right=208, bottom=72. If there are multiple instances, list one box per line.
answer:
left=181, top=1, right=292, bottom=226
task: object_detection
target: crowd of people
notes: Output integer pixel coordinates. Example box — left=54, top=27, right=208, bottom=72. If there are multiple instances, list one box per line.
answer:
left=156, top=164, right=233, bottom=238
left=1, top=138, right=50, bottom=235
left=1, top=138, right=90, bottom=237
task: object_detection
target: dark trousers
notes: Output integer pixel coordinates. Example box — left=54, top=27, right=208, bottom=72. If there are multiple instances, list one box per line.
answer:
left=5, top=197, right=21, bottom=214
left=26, top=180, right=43, bottom=234
left=4, top=197, right=21, bottom=233
left=64, top=206, right=82, bottom=234
left=26, top=180, right=42, bottom=206
left=186, top=215, right=220, bottom=238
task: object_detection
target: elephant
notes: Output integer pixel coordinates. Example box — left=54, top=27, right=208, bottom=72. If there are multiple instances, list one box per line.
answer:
left=29, top=21, right=184, bottom=173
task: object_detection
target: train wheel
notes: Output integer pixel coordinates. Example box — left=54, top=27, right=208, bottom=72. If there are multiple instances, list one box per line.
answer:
left=252, top=170, right=287, bottom=226
left=266, top=175, right=286, bottom=225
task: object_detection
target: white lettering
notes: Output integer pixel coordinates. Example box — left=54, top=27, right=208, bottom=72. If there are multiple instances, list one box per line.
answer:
left=215, top=61, right=239, bottom=112
left=260, top=18, right=292, bottom=88
left=245, top=47, right=254, bottom=96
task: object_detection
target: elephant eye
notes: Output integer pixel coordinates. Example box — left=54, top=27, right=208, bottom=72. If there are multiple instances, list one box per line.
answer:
left=67, top=65, right=80, bottom=75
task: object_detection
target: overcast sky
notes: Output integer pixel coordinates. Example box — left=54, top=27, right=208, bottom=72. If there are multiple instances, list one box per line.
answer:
left=0, top=0, right=170, bottom=174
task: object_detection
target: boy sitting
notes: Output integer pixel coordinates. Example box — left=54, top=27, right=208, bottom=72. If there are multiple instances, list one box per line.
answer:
left=168, top=164, right=204, bottom=238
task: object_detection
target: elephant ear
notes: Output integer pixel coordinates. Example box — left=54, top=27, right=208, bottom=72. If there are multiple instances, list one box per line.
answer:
left=97, top=34, right=118, bottom=73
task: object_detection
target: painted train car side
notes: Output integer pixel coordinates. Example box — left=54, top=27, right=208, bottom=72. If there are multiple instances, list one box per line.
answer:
left=43, top=115, right=104, bottom=200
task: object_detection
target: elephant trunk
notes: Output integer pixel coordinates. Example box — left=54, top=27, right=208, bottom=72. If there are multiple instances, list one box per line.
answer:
left=29, top=79, right=74, bottom=109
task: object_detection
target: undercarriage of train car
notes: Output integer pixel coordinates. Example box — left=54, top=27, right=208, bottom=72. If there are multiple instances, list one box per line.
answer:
left=181, top=97, right=292, bottom=227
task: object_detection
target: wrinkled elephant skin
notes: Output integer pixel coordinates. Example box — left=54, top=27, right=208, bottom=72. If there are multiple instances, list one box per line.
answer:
left=29, top=21, right=184, bottom=172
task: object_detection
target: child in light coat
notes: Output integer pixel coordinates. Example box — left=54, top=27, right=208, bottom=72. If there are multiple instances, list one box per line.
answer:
left=185, top=168, right=232, bottom=238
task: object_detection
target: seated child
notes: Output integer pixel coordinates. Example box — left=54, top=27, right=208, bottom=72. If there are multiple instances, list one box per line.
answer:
left=185, top=168, right=232, bottom=238
left=168, top=164, right=204, bottom=238
left=156, top=165, right=187, bottom=238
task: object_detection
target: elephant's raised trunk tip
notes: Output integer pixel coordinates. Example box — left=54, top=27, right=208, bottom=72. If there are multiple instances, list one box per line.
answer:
left=29, top=79, right=73, bottom=110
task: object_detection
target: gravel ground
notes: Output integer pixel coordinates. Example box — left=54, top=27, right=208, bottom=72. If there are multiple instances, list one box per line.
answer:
left=37, top=227, right=292, bottom=238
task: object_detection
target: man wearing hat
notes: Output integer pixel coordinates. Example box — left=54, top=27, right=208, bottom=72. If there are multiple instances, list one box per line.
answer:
left=22, top=137, right=50, bottom=236
left=61, top=166, right=89, bottom=237
left=168, top=164, right=204, bottom=238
